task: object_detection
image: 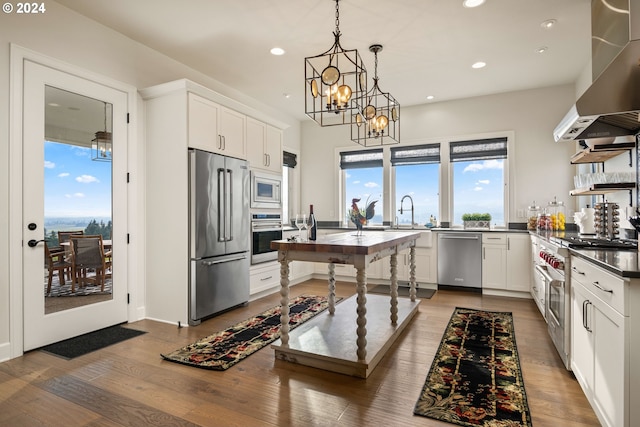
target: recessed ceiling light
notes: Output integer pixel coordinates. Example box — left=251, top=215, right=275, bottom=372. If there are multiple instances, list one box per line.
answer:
left=463, top=0, right=486, bottom=8
left=536, top=46, right=548, bottom=54
left=471, top=61, right=486, bottom=69
left=270, top=47, right=285, bottom=56
left=48, top=103, right=60, bottom=107
left=541, top=19, right=556, bottom=29
left=283, top=93, right=291, bottom=99
left=426, top=95, right=435, bottom=100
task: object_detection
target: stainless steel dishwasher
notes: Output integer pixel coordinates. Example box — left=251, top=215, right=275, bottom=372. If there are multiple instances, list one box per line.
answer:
left=437, top=232, right=482, bottom=289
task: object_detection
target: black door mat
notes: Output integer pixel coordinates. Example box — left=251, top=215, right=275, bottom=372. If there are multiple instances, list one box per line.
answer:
left=368, top=284, right=436, bottom=299
left=40, top=324, right=146, bottom=359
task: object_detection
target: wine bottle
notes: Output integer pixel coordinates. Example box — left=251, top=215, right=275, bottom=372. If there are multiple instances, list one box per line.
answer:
left=309, top=204, right=317, bottom=241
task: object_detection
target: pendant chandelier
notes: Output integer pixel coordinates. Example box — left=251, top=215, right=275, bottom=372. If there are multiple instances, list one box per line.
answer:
left=305, top=0, right=367, bottom=127
left=92, top=101, right=112, bottom=162
left=351, top=44, right=400, bottom=146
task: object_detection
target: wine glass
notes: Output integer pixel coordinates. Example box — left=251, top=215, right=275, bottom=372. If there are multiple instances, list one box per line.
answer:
left=295, top=214, right=305, bottom=241
left=301, top=213, right=310, bottom=242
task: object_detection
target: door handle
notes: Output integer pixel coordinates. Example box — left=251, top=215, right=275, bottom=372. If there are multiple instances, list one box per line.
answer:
left=28, top=239, right=45, bottom=247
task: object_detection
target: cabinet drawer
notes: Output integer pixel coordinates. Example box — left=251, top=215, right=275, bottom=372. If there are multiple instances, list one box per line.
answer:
left=482, top=233, right=507, bottom=244
left=250, top=262, right=280, bottom=294
left=571, top=256, right=627, bottom=315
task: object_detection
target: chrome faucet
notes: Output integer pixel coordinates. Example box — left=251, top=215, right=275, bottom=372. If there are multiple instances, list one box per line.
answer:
left=399, top=195, right=415, bottom=229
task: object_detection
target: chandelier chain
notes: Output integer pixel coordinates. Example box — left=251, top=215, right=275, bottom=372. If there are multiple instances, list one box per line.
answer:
left=335, top=0, right=340, bottom=33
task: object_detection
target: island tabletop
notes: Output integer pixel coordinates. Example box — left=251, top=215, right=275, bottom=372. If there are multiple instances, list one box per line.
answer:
left=270, top=230, right=422, bottom=378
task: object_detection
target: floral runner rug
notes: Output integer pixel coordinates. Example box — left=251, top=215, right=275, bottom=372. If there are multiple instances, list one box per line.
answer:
left=414, top=307, right=532, bottom=427
left=161, top=294, right=339, bottom=371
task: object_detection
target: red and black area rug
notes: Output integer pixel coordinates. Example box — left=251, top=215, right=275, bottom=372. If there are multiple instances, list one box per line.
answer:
left=414, top=307, right=532, bottom=427
left=161, top=294, right=336, bottom=371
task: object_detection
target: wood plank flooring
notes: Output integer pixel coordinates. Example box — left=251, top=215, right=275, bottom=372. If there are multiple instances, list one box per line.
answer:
left=0, top=279, right=601, bottom=426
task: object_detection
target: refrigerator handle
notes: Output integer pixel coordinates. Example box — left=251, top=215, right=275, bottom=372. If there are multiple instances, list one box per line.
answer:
left=218, top=168, right=226, bottom=242
left=226, top=168, right=234, bottom=242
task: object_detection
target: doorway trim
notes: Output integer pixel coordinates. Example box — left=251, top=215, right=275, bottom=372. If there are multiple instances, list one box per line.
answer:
left=8, top=44, right=141, bottom=359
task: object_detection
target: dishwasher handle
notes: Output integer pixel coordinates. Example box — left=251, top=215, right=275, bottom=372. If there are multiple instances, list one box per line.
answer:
left=439, top=234, right=480, bottom=240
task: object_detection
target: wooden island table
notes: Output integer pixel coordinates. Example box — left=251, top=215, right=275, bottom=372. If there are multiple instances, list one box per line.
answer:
left=270, top=230, right=423, bottom=378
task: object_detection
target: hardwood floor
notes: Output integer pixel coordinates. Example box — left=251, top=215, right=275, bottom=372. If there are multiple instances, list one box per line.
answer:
left=0, top=279, right=601, bottom=426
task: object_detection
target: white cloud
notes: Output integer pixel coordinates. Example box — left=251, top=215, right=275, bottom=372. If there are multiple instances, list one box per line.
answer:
left=345, top=172, right=351, bottom=179
left=463, top=159, right=504, bottom=173
left=58, top=173, right=70, bottom=178
left=364, top=181, right=379, bottom=188
left=44, top=161, right=55, bottom=169
left=474, top=186, right=483, bottom=191
left=352, top=180, right=360, bottom=184
left=477, top=179, right=490, bottom=185
left=76, top=174, right=99, bottom=183
left=65, top=193, right=85, bottom=198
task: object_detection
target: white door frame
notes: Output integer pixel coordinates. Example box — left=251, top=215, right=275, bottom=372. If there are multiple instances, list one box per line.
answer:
left=9, top=44, right=142, bottom=358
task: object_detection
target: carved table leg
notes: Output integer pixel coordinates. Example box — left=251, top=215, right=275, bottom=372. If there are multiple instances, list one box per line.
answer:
left=389, top=253, right=398, bottom=324
left=355, top=266, right=368, bottom=361
left=279, top=256, right=291, bottom=347
left=328, top=262, right=336, bottom=315
left=409, top=246, right=417, bottom=302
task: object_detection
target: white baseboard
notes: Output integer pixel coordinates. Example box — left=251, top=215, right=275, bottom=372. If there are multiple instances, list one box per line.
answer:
left=0, top=341, right=11, bottom=363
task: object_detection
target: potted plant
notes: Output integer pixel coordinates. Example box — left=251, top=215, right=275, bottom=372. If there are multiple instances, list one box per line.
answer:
left=462, top=213, right=492, bottom=229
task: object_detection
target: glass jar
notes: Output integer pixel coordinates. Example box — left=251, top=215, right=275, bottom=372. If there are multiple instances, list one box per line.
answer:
left=537, top=211, right=551, bottom=231
left=527, top=201, right=540, bottom=231
left=547, top=196, right=566, bottom=231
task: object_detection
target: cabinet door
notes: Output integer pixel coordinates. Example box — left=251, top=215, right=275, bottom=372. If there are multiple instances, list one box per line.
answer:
left=265, top=125, right=283, bottom=173
left=506, top=235, right=531, bottom=292
left=482, top=245, right=507, bottom=289
left=246, top=117, right=266, bottom=168
left=571, top=281, right=595, bottom=395
left=188, top=93, right=220, bottom=152
left=592, top=300, right=626, bottom=427
left=219, top=106, right=246, bottom=159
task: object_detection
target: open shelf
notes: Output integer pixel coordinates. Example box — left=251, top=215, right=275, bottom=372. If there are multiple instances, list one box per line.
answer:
left=570, top=182, right=636, bottom=196
left=570, top=142, right=636, bottom=164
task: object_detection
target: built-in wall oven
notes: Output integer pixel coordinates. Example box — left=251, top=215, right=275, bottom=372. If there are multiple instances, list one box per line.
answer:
left=250, top=170, right=282, bottom=209
left=251, top=212, right=282, bottom=264
left=536, top=239, right=571, bottom=370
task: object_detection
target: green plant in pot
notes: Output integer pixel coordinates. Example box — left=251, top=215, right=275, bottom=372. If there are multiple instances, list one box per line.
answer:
left=462, top=213, right=491, bottom=229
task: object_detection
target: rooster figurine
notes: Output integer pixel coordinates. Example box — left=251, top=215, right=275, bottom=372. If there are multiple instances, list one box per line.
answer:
left=349, top=197, right=377, bottom=235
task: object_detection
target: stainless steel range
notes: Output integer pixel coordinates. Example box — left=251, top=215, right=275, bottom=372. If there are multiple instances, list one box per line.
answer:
left=535, top=238, right=571, bottom=369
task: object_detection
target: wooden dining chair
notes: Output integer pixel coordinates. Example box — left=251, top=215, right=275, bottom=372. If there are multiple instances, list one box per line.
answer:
left=69, top=234, right=107, bottom=292
left=45, top=243, right=73, bottom=294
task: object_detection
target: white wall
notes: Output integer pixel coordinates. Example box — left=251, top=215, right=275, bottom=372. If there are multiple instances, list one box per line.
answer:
left=299, top=84, right=579, bottom=225
left=0, top=2, right=299, bottom=358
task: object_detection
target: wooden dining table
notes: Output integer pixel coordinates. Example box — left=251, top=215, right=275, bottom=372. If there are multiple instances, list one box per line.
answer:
left=270, top=230, right=422, bottom=378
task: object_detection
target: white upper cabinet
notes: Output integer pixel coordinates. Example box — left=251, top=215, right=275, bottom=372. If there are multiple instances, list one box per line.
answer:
left=188, top=93, right=219, bottom=152
left=247, top=116, right=282, bottom=173
left=188, top=92, right=246, bottom=159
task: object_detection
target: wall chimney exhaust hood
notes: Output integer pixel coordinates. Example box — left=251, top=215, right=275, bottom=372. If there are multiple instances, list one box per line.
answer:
left=554, top=0, right=640, bottom=142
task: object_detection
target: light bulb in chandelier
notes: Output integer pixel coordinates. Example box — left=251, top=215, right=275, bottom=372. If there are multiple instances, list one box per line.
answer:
left=337, top=84, right=352, bottom=105
left=376, top=114, right=389, bottom=132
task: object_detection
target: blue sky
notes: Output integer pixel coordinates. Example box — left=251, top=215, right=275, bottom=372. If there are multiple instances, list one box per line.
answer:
left=345, top=159, right=505, bottom=226
left=44, top=141, right=112, bottom=218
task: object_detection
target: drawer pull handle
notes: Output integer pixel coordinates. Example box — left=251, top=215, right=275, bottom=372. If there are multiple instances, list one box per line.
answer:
left=572, top=266, right=585, bottom=275
left=261, top=275, right=273, bottom=281
left=592, top=281, right=613, bottom=293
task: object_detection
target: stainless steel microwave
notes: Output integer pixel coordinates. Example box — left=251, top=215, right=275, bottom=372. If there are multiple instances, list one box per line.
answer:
left=250, top=170, right=282, bottom=209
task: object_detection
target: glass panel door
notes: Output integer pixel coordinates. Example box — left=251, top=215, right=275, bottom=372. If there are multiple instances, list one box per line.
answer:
left=43, top=86, right=113, bottom=314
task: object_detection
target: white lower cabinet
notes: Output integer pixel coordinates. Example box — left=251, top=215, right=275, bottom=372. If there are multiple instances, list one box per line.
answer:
left=482, top=233, right=531, bottom=294
left=250, top=262, right=280, bottom=295
left=570, top=255, right=628, bottom=427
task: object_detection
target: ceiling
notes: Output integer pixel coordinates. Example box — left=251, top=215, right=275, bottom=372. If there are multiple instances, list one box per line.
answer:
left=54, top=0, right=592, bottom=122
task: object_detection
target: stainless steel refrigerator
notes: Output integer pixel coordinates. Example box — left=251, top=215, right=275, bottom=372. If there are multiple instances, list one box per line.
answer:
left=189, top=149, right=250, bottom=325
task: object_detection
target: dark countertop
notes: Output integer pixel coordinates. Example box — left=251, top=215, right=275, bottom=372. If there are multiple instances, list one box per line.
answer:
left=570, top=249, right=640, bottom=278
left=430, top=228, right=529, bottom=234
left=530, top=230, right=640, bottom=279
